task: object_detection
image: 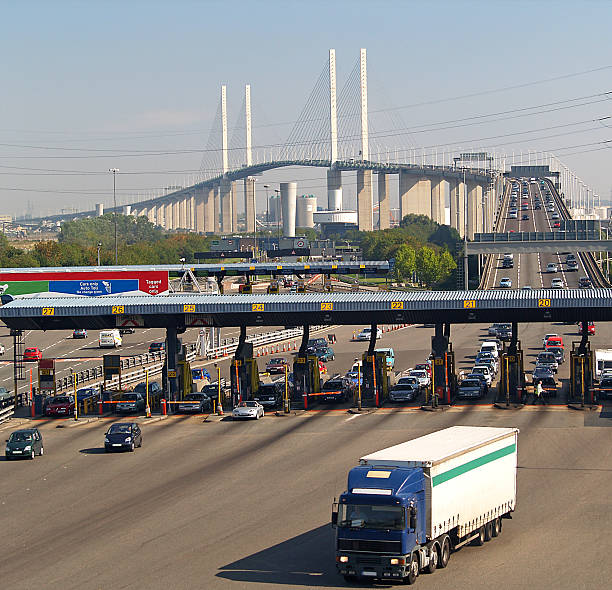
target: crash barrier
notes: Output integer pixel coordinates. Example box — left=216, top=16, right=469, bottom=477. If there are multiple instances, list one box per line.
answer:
left=0, top=404, right=15, bottom=424
left=204, top=325, right=334, bottom=360
left=55, top=346, right=196, bottom=392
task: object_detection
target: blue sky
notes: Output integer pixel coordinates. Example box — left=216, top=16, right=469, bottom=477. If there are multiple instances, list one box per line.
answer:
left=1, top=0, right=610, bottom=217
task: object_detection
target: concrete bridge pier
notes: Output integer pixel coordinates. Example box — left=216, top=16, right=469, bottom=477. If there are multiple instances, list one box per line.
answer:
left=231, top=181, right=238, bottom=233
left=400, top=172, right=431, bottom=218
left=156, top=205, right=164, bottom=228
left=244, top=177, right=256, bottom=232
left=327, top=169, right=342, bottom=210
left=205, top=186, right=215, bottom=233
left=377, top=173, right=390, bottom=230
left=431, top=179, right=445, bottom=225
left=220, top=178, right=233, bottom=234
left=466, top=182, right=479, bottom=239
left=164, top=201, right=174, bottom=230
left=186, top=194, right=194, bottom=230
left=449, top=179, right=462, bottom=236
left=172, top=200, right=181, bottom=231
left=214, top=185, right=221, bottom=233
left=179, top=197, right=187, bottom=230
left=195, top=188, right=205, bottom=233
left=357, top=170, right=373, bottom=231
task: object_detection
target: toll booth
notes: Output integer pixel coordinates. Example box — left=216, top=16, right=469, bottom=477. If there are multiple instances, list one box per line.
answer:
left=297, top=280, right=306, bottom=293
left=497, top=344, right=525, bottom=405
left=569, top=341, right=594, bottom=405
left=324, top=275, right=333, bottom=292
left=230, top=330, right=260, bottom=407
left=38, top=359, right=56, bottom=396
left=177, top=360, right=194, bottom=398
left=361, top=351, right=390, bottom=407
left=267, top=281, right=280, bottom=294
left=430, top=325, right=457, bottom=405
left=292, top=354, right=321, bottom=410
left=239, top=283, right=253, bottom=294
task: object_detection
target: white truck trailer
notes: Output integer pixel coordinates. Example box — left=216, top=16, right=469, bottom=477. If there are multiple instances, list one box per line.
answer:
left=333, top=426, right=519, bottom=584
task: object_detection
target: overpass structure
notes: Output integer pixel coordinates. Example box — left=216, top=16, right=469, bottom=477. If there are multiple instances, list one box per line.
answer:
left=467, top=231, right=612, bottom=254
left=32, top=49, right=503, bottom=239
left=0, top=289, right=606, bottom=331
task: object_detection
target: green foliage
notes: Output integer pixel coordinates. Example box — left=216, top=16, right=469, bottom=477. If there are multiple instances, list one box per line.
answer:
left=1, top=217, right=216, bottom=268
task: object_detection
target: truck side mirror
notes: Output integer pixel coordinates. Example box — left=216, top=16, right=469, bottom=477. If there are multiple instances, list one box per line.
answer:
left=409, top=506, right=417, bottom=531
left=331, top=502, right=338, bottom=528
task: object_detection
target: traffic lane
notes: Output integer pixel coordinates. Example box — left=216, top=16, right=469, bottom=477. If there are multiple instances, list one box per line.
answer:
left=1, top=407, right=611, bottom=589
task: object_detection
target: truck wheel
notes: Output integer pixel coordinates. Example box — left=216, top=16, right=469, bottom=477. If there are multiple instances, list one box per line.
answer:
left=473, top=526, right=486, bottom=546
left=424, top=543, right=438, bottom=574
left=404, top=554, right=419, bottom=585
left=484, top=521, right=493, bottom=541
left=438, top=536, right=451, bottom=568
left=492, top=517, right=501, bottom=537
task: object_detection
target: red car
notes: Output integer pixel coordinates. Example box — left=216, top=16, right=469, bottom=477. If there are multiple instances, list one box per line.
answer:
left=265, top=357, right=289, bottom=375
left=44, top=395, right=75, bottom=417
left=579, top=321, right=595, bottom=335
left=23, top=347, right=42, bottom=361
left=553, top=221, right=561, bottom=228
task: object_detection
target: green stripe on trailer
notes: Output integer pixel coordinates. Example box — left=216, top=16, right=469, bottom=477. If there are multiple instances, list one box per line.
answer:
left=432, top=443, right=516, bottom=487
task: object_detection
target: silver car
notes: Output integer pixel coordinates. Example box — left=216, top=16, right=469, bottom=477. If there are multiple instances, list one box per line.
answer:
left=232, top=400, right=264, bottom=420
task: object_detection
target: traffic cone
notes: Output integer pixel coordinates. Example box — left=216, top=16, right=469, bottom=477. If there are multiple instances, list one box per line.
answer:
left=283, top=343, right=286, bottom=352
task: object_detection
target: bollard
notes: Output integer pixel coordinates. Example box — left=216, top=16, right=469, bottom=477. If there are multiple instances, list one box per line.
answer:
left=99, top=400, right=103, bottom=416
left=161, top=399, right=167, bottom=416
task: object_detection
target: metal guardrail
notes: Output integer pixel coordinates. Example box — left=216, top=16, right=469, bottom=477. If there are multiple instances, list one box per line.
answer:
left=0, top=404, right=15, bottom=424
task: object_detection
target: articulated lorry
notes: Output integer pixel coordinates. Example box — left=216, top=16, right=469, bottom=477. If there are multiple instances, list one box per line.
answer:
left=332, top=426, right=518, bottom=584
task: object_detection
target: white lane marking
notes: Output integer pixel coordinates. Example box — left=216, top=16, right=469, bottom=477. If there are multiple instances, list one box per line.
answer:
left=345, top=414, right=361, bottom=422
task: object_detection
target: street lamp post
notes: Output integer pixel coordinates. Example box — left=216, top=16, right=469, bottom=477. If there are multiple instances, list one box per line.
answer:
left=109, top=168, right=119, bottom=265
left=274, top=188, right=281, bottom=242
left=97, top=242, right=102, bottom=267
left=264, top=184, right=270, bottom=228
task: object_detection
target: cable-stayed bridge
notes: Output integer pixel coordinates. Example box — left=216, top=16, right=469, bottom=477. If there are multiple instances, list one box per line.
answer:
left=32, top=49, right=582, bottom=238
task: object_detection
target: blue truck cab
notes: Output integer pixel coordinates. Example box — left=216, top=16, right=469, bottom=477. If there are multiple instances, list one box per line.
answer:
left=333, top=465, right=426, bottom=583
left=332, top=426, right=519, bottom=584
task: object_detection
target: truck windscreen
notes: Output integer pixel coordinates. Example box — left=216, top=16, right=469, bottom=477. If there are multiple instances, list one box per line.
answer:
left=338, top=504, right=404, bottom=530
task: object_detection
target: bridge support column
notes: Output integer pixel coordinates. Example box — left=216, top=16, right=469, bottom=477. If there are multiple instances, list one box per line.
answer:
left=409, top=178, right=431, bottom=217
left=173, top=200, right=181, bottom=231
left=220, top=178, right=232, bottom=234
left=466, top=182, right=478, bottom=239
left=244, top=177, right=256, bottom=232
left=431, top=179, right=445, bottom=225
left=178, top=197, right=187, bottom=230
left=214, top=185, right=221, bottom=233
left=357, top=170, right=373, bottom=231
left=195, top=188, right=205, bottom=233
left=156, top=205, right=164, bottom=228
left=164, top=202, right=174, bottom=230
left=205, top=186, right=215, bottom=233
left=231, top=181, right=238, bottom=233
left=399, top=170, right=416, bottom=219
left=327, top=169, right=342, bottom=210
left=449, top=179, right=462, bottom=235
left=377, top=172, right=390, bottom=230
left=186, top=194, right=194, bottom=230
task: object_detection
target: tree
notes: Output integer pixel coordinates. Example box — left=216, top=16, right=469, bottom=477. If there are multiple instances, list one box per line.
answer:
left=415, top=246, right=441, bottom=288
left=394, top=244, right=416, bottom=282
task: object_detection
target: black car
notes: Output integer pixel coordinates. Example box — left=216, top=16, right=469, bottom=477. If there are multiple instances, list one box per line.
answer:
left=5, top=428, right=43, bottom=460
left=177, top=393, right=212, bottom=413
left=497, top=326, right=512, bottom=341
left=119, top=327, right=136, bottom=335
left=252, top=383, right=284, bottom=408
left=546, top=346, right=565, bottom=364
left=133, top=381, right=163, bottom=396
left=578, top=277, right=592, bottom=288
left=389, top=377, right=420, bottom=402
left=148, top=342, right=166, bottom=353
left=200, top=383, right=226, bottom=403
left=466, top=373, right=488, bottom=393
left=539, top=376, right=558, bottom=398
left=104, top=422, right=142, bottom=452
left=532, top=366, right=553, bottom=383
left=457, top=378, right=486, bottom=399
left=115, top=392, right=146, bottom=414
left=320, top=375, right=354, bottom=403
left=598, top=378, right=612, bottom=400
left=306, top=338, right=328, bottom=351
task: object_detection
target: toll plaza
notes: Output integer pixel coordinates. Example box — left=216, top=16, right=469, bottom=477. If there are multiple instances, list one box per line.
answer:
left=496, top=322, right=526, bottom=406
left=569, top=322, right=595, bottom=407
left=1, top=289, right=610, bottom=411
left=292, top=325, right=321, bottom=410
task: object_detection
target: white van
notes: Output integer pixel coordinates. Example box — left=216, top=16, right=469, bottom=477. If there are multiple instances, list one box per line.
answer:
left=99, top=329, right=122, bottom=348
left=479, top=341, right=499, bottom=359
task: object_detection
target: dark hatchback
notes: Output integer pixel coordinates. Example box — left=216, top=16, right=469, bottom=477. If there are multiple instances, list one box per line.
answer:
left=389, top=377, right=420, bottom=402
left=253, top=383, right=284, bottom=408
left=177, top=393, right=212, bottom=413
left=104, top=422, right=142, bottom=452
left=5, top=428, right=43, bottom=460
left=457, top=378, right=486, bottom=399
left=320, top=376, right=354, bottom=403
